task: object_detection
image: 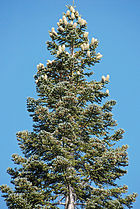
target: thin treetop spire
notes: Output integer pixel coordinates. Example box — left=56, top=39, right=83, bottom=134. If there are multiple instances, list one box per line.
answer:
left=73, top=0, right=74, bottom=7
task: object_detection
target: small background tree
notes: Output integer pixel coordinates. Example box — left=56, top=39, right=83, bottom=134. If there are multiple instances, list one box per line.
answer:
left=0, top=2, right=137, bottom=209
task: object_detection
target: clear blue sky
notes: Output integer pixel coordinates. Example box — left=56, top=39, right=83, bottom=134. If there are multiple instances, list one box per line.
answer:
left=0, top=0, right=140, bottom=208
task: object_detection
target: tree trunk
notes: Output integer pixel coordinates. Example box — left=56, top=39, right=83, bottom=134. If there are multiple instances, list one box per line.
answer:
left=65, top=185, right=75, bottom=209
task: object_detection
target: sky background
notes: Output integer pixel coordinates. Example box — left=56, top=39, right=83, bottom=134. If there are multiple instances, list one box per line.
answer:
left=0, top=0, right=140, bottom=208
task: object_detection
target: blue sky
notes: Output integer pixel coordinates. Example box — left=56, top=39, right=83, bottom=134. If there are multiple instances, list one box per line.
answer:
left=0, top=0, right=140, bottom=208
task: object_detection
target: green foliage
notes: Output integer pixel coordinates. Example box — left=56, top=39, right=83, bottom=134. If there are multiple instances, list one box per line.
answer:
left=0, top=4, right=137, bottom=209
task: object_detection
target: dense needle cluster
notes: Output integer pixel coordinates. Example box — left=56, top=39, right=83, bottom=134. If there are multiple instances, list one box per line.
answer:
left=0, top=4, right=137, bottom=209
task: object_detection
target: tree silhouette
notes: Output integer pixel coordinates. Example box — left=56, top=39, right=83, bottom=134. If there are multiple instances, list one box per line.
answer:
left=0, top=3, right=137, bottom=209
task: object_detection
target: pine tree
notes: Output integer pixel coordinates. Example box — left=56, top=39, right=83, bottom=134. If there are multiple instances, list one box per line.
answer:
left=0, top=3, right=137, bottom=209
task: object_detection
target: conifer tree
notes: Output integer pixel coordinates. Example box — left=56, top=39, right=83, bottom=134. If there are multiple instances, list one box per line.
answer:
left=0, top=3, right=137, bottom=209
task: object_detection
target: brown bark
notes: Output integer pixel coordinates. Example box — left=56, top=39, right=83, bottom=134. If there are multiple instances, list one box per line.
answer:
left=65, top=185, right=75, bottom=209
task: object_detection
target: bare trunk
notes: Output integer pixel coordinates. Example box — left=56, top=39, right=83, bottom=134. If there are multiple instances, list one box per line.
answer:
left=65, top=185, right=75, bottom=209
